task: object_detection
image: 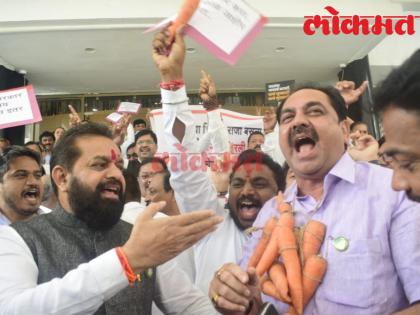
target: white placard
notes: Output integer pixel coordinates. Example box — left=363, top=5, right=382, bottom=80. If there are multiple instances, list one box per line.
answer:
left=188, top=0, right=261, bottom=54
left=118, top=102, right=141, bottom=114
left=0, top=85, right=42, bottom=129
left=106, top=112, right=123, bottom=123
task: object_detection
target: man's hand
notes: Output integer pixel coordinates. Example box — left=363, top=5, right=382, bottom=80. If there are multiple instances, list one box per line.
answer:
left=122, top=201, right=223, bottom=273
left=111, top=113, right=131, bottom=146
left=209, top=263, right=262, bottom=315
left=263, top=107, right=277, bottom=133
left=348, top=134, right=379, bottom=161
left=199, top=70, right=219, bottom=111
left=152, top=27, right=185, bottom=83
left=335, top=80, right=369, bottom=108
left=68, top=104, right=82, bottom=127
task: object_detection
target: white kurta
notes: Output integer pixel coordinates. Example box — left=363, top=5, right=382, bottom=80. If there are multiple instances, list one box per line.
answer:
left=161, top=87, right=248, bottom=295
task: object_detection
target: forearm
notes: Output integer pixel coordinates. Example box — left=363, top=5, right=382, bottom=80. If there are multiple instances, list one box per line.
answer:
left=0, top=247, right=127, bottom=315
left=154, top=259, right=217, bottom=315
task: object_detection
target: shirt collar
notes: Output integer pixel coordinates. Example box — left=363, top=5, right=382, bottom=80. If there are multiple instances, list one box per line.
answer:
left=327, top=152, right=356, bottom=185
left=284, top=152, right=356, bottom=202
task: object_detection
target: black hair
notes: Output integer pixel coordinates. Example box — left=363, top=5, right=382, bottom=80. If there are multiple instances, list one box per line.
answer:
left=162, top=169, right=172, bottom=192
left=350, top=121, right=367, bottom=132
left=139, top=157, right=168, bottom=174
left=374, top=49, right=420, bottom=115
left=123, top=169, right=141, bottom=202
left=247, top=131, right=265, bottom=145
left=50, top=123, right=113, bottom=195
left=126, top=142, right=136, bottom=154
left=230, top=149, right=285, bottom=192
left=0, top=146, right=42, bottom=183
left=24, top=141, right=42, bottom=151
left=39, top=131, right=55, bottom=142
left=276, top=83, right=347, bottom=124
left=134, top=128, right=157, bottom=145
left=133, top=119, right=147, bottom=126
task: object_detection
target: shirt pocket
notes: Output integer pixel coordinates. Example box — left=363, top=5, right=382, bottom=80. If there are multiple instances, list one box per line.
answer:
left=317, top=238, right=383, bottom=308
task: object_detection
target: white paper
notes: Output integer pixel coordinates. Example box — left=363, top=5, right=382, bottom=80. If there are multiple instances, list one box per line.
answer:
left=188, top=0, right=261, bottom=54
left=106, top=112, right=123, bottom=123
left=0, top=88, right=33, bottom=125
left=117, top=102, right=141, bottom=114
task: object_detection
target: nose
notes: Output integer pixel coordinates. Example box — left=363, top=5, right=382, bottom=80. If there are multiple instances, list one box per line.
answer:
left=106, top=163, right=125, bottom=188
left=391, top=169, right=410, bottom=192
left=26, top=173, right=41, bottom=185
left=241, top=180, right=255, bottom=195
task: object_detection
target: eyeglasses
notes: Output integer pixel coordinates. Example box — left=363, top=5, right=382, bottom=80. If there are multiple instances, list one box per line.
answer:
left=136, top=140, right=155, bottom=146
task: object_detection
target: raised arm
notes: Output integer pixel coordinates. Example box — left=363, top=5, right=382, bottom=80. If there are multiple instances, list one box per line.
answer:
left=152, top=29, right=222, bottom=214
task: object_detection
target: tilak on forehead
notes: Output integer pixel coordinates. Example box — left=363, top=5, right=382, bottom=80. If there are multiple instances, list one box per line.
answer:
left=111, top=148, right=118, bottom=162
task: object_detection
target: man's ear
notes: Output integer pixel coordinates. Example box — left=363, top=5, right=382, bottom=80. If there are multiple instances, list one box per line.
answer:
left=51, top=166, right=69, bottom=193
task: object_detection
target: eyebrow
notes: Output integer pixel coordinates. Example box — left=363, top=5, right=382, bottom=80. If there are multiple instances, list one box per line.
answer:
left=281, top=101, right=324, bottom=115
left=91, top=155, right=123, bottom=164
left=381, top=148, right=418, bottom=160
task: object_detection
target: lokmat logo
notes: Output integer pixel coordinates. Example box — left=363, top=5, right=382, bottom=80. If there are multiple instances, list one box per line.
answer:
left=303, top=6, right=419, bottom=36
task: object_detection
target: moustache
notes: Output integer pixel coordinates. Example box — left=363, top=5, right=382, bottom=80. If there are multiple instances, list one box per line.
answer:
left=236, top=195, right=262, bottom=208
left=288, top=124, right=319, bottom=147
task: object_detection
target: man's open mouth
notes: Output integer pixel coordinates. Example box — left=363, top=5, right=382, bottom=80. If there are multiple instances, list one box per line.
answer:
left=294, top=135, right=316, bottom=153
left=22, top=188, right=40, bottom=202
left=101, top=183, right=121, bottom=199
left=237, top=199, right=261, bottom=220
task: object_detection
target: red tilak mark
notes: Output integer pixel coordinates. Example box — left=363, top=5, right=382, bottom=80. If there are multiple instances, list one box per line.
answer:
left=111, top=149, right=117, bottom=162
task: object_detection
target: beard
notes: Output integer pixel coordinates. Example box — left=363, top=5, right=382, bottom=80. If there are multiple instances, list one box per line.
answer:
left=407, top=190, right=420, bottom=203
left=3, top=194, right=38, bottom=218
left=68, top=177, right=125, bottom=231
left=227, top=203, right=246, bottom=231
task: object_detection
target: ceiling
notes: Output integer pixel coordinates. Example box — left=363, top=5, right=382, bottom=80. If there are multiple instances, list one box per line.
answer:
left=0, top=10, right=398, bottom=96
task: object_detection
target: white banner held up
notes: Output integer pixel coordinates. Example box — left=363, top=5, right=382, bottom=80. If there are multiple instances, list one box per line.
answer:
left=0, top=85, right=42, bottom=129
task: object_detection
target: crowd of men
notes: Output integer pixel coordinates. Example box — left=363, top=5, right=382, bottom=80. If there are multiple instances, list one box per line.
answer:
left=0, top=27, right=419, bottom=315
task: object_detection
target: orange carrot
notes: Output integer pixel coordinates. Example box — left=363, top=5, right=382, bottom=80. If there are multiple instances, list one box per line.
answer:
left=302, top=255, right=327, bottom=307
left=168, top=0, right=200, bottom=40
left=269, top=262, right=291, bottom=303
left=261, top=279, right=283, bottom=301
left=277, top=211, right=294, bottom=230
left=276, top=192, right=293, bottom=214
left=301, top=220, right=326, bottom=265
left=278, top=224, right=303, bottom=314
left=256, top=226, right=280, bottom=276
left=248, top=217, right=278, bottom=268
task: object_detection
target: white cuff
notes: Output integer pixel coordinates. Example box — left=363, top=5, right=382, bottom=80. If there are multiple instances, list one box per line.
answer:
left=160, top=86, right=188, bottom=104
left=89, top=249, right=128, bottom=300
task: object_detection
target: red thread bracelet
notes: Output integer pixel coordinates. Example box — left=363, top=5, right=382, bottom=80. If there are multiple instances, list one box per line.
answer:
left=116, top=247, right=141, bottom=286
left=160, top=79, right=185, bottom=91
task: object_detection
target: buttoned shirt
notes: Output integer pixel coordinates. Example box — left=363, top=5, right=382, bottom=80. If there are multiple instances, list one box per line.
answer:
left=240, top=153, right=420, bottom=314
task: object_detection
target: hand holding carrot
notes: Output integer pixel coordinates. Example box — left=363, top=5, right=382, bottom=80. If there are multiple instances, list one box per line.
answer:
left=168, top=0, right=200, bottom=42
left=208, top=263, right=262, bottom=314
left=152, top=27, right=185, bottom=83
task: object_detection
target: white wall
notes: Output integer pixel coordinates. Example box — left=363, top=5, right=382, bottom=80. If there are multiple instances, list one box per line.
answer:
left=0, top=0, right=403, bottom=23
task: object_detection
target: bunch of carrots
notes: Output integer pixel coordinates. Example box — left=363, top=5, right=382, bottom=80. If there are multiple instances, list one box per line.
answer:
left=248, top=192, right=327, bottom=315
